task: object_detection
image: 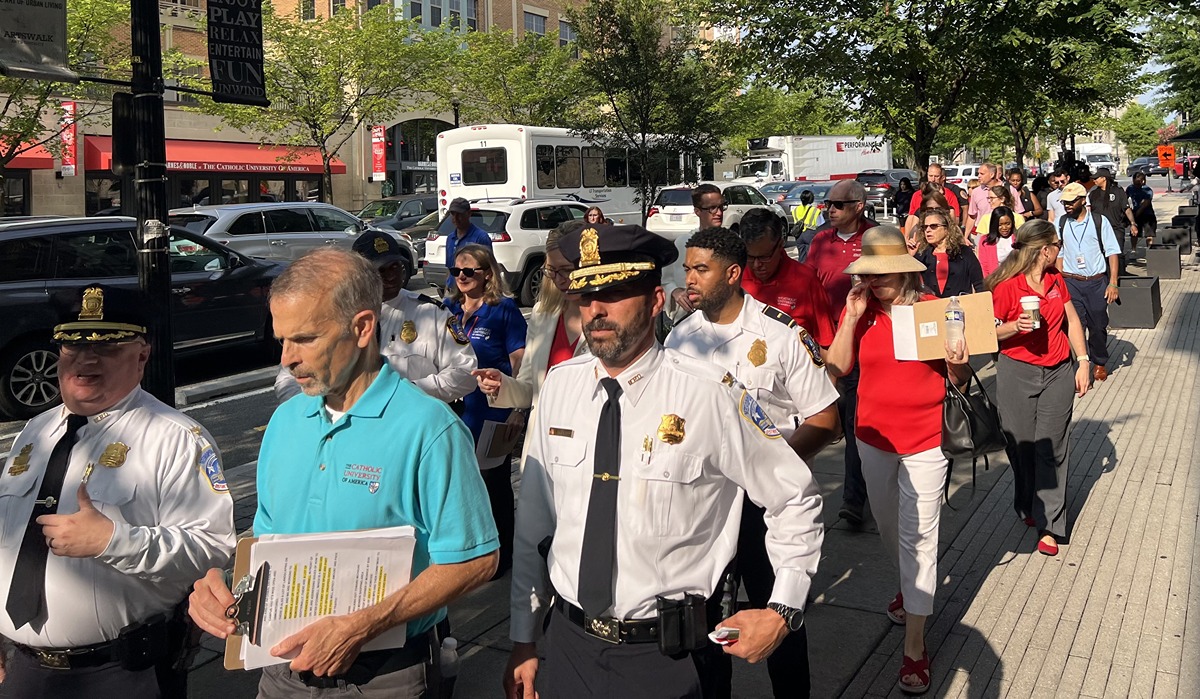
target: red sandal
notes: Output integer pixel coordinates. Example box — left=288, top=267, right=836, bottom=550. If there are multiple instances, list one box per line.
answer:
left=887, top=592, right=905, bottom=625
left=898, top=650, right=930, bottom=695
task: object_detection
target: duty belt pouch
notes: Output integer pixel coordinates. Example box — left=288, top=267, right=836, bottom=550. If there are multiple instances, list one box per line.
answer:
left=114, top=612, right=170, bottom=671
left=656, top=596, right=685, bottom=656
left=680, top=594, right=708, bottom=652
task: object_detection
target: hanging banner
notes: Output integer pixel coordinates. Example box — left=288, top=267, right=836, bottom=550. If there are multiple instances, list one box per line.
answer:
left=0, top=0, right=78, bottom=82
left=207, top=0, right=269, bottom=107
left=371, top=126, right=387, bottom=182
left=60, top=100, right=77, bottom=176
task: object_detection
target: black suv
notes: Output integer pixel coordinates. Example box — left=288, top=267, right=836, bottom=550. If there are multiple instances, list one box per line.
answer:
left=856, top=168, right=919, bottom=216
left=0, top=217, right=285, bottom=419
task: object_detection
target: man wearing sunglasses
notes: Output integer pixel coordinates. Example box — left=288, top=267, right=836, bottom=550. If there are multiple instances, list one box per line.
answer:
left=663, top=184, right=729, bottom=318
left=444, top=197, right=493, bottom=292
left=803, top=179, right=874, bottom=527
left=0, top=285, right=235, bottom=699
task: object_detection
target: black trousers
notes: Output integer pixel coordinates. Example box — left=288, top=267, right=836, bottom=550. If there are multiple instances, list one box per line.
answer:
left=480, top=463, right=514, bottom=572
left=1064, top=276, right=1110, bottom=367
left=837, top=367, right=866, bottom=509
left=0, top=646, right=177, bottom=699
left=542, top=610, right=729, bottom=699
left=735, top=498, right=812, bottom=699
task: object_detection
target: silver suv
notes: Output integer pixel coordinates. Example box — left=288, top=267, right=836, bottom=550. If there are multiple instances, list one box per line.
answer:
left=169, top=201, right=417, bottom=274
left=423, top=199, right=588, bottom=306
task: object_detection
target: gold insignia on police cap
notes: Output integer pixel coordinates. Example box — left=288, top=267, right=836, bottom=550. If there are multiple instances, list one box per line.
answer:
left=79, top=286, right=105, bottom=321
left=748, top=339, right=767, bottom=367
left=374, top=236, right=389, bottom=254
left=657, top=414, right=686, bottom=445
left=400, top=320, right=418, bottom=344
left=99, top=442, right=129, bottom=468
left=579, top=227, right=601, bottom=268
left=7, top=444, right=32, bottom=476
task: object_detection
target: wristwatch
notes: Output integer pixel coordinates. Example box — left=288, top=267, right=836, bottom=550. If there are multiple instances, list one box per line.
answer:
left=1077, top=355, right=1090, bottom=364
left=767, top=602, right=805, bottom=632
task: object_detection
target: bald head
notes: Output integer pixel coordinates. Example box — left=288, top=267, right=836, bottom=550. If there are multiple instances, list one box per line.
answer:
left=270, top=248, right=382, bottom=325
left=827, top=180, right=867, bottom=232
left=829, top=180, right=866, bottom=202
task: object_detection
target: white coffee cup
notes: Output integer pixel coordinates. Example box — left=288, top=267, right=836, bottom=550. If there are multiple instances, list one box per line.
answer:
left=1020, top=295, right=1041, bottom=330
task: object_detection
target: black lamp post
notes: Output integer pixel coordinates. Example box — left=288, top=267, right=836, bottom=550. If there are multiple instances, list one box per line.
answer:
left=451, top=97, right=461, bottom=128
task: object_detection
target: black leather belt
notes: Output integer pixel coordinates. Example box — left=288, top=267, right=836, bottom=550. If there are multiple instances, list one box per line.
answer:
left=1060, top=271, right=1106, bottom=281
left=298, top=632, right=432, bottom=689
left=553, top=597, right=659, bottom=644
left=14, top=639, right=115, bottom=670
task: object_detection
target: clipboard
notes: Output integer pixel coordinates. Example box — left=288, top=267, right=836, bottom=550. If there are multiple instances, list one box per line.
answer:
left=223, top=537, right=268, bottom=670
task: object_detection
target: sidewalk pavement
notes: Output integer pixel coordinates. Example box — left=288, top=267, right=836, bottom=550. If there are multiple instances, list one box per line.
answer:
left=188, top=195, right=1199, bottom=697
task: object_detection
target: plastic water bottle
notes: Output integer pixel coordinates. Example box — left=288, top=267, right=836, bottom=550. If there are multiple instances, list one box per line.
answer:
left=439, top=637, right=460, bottom=698
left=945, top=296, right=965, bottom=355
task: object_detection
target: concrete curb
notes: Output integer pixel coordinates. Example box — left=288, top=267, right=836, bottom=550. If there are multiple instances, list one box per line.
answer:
left=175, top=366, right=278, bottom=406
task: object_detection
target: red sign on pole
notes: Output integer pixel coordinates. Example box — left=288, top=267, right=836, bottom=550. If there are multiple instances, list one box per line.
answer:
left=371, top=125, right=387, bottom=182
left=60, top=101, right=77, bottom=176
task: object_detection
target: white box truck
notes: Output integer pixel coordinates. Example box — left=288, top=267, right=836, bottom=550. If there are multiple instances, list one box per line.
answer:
left=1073, top=143, right=1118, bottom=174
left=733, top=135, right=892, bottom=183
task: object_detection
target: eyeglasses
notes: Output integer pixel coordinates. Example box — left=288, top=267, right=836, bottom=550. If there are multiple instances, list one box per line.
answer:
left=923, top=222, right=946, bottom=230
left=826, top=200, right=859, bottom=210
left=450, top=266, right=486, bottom=278
left=697, top=203, right=729, bottom=213
left=542, top=266, right=573, bottom=280
left=987, top=195, right=1002, bottom=201
left=746, top=241, right=782, bottom=263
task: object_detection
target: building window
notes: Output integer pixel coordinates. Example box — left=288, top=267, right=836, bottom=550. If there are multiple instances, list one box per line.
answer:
left=559, top=20, right=576, bottom=46
left=430, top=4, right=442, bottom=25
left=409, top=0, right=422, bottom=20
left=331, top=0, right=345, bottom=13
left=524, top=11, right=546, bottom=36
left=366, top=0, right=384, bottom=8
left=1, top=172, right=30, bottom=217
left=466, top=0, right=477, bottom=29
left=300, top=0, right=315, bottom=19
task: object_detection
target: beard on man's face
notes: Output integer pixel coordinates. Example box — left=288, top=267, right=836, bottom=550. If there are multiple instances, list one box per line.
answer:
left=584, top=303, right=651, bottom=363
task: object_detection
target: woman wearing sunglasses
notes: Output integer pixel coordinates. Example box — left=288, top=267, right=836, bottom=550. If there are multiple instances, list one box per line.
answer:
left=913, top=209, right=984, bottom=298
left=444, top=243, right=528, bottom=577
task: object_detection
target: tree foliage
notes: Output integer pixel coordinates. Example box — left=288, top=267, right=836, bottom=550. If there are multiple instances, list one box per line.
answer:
left=566, top=0, right=730, bottom=222
left=0, top=0, right=131, bottom=172
left=434, top=30, right=581, bottom=127
left=1114, top=102, right=1167, bottom=158
left=194, top=2, right=455, bottom=199
left=714, top=85, right=850, bottom=153
left=1148, top=9, right=1200, bottom=121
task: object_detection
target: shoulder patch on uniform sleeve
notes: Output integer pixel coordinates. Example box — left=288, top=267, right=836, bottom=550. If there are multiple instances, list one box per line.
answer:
left=797, top=327, right=825, bottom=367
left=447, top=316, right=470, bottom=345
left=761, top=304, right=798, bottom=329
left=739, top=390, right=781, bottom=439
left=197, top=436, right=228, bottom=493
left=417, top=293, right=446, bottom=309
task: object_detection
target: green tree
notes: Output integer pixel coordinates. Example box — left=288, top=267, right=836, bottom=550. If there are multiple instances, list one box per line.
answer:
left=697, top=0, right=1139, bottom=176
left=1148, top=10, right=1200, bottom=121
left=566, top=0, right=730, bottom=222
left=194, top=3, right=456, bottom=200
left=435, top=31, right=582, bottom=127
left=1, top=0, right=131, bottom=173
left=1114, top=102, right=1167, bottom=158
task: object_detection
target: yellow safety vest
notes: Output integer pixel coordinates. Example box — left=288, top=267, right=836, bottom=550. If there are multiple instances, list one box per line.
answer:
left=793, top=203, right=820, bottom=231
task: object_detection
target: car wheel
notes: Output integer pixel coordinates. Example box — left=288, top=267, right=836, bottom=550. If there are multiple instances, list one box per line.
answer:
left=518, top=260, right=543, bottom=308
left=0, top=337, right=61, bottom=419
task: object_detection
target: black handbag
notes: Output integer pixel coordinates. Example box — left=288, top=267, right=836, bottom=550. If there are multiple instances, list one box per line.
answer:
left=942, top=366, right=1007, bottom=495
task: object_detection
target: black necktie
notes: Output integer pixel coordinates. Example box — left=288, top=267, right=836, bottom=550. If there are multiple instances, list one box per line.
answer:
left=578, top=378, right=622, bottom=617
left=6, top=413, right=87, bottom=631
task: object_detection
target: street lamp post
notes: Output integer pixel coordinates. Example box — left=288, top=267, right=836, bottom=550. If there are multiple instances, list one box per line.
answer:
left=451, top=97, right=461, bottom=128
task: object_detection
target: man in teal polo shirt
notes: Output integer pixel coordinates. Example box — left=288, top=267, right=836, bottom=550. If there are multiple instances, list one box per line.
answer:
left=188, top=248, right=498, bottom=698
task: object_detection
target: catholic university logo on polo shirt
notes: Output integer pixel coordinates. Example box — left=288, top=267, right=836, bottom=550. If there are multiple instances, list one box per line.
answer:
left=343, top=463, right=382, bottom=493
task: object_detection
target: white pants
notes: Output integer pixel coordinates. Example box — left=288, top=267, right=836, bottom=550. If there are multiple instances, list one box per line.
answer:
left=859, top=441, right=949, bottom=616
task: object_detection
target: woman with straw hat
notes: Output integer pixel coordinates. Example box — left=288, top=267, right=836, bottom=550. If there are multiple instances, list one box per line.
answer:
left=826, top=225, right=972, bottom=695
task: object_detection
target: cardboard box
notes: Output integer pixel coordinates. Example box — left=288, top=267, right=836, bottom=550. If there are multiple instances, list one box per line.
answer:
left=891, top=292, right=998, bottom=361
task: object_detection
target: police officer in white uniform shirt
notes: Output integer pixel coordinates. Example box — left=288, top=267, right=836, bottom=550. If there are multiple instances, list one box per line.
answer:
left=504, top=224, right=824, bottom=699
left=665, top=226, right=839, bottom=698
left=0, top=285, right=235, bottom=698
left=275, top=230, right=477, bottom=403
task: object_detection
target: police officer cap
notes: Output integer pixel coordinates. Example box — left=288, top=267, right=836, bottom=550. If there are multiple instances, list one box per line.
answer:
left=559, top=224, right=678, bottom=294
left=352, top=230, right=402, bottom=266
left=53, top=284, right=149, bottom=344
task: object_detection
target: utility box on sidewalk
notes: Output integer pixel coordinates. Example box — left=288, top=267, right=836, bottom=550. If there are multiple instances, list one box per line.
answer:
left=1146, top=244, right=1182, bottom=279
left=1109, top=275, right=1162, bottom=329
left=1159, top=227, right=1192, bottom=255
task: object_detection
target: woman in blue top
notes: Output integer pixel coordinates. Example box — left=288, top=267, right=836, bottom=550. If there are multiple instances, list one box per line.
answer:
left=444, top=243, right=527, bottom=576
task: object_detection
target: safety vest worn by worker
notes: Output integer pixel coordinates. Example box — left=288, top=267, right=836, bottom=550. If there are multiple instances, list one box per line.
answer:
left=793, top=203, right=820, bottom=232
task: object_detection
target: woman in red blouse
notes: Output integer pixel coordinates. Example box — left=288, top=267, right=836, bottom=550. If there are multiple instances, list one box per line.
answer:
left=987, top=219, right=1091, bottom=557
left=827, top=226, right=971, bottom=695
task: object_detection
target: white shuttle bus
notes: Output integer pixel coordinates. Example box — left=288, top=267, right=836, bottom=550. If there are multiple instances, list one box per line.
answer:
left=436, top=124, right=694, bottom=223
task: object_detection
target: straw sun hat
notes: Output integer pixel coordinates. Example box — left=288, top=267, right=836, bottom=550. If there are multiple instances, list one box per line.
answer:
left=842, top=226, right=927, bottom=276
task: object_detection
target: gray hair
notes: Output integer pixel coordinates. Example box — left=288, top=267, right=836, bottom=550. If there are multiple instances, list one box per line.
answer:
left=270, top=248, right=382, bottom=325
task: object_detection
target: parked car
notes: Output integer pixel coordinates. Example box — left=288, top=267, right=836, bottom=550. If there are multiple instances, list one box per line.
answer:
left=856, top=169, right=919, bottom=214
left=168, top=201, right=416, bottom=277
left=757, top=181, right=805, bottom=203
left=401, top=211, right=441, bottom=266
left=1127, top=156, right=1169, bottom=177
left=358, top=194, right=438, bottom=230
left=645, top=182, right=788, bottom=241
left=944, top=164, right=982, bottom=188
left=423, top=199, right=588, bottom=306
left=779, top=181, right=836, bottom=229
left=0, top=216, right=285, bottom=418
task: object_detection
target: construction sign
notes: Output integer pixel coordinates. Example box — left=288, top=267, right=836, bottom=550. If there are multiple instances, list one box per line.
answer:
left=1158, top=145, right=1176, bottom=170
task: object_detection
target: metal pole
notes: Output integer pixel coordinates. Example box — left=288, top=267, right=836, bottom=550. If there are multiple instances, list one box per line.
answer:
left=131, top=0, right=175, bottom=405
left=452, top=97, right=460, bottom=128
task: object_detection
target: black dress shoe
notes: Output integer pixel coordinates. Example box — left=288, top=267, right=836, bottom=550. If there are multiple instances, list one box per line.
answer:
left=839, top=501, right=865, bottom=526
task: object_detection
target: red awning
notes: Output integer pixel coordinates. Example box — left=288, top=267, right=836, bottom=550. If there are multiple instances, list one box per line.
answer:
left=4, top=143, right=55, bottom=169
left=85, top=136, right=347, bottom=175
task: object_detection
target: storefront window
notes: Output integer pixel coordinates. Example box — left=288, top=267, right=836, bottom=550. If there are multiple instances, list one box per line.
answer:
left=1, top=173, right=30, bottom=217
left=293, top=178, right=320, bottom=202
left=85, top=176, right=122, bottom=215
left=173, top=177, right=209, bottom=208
left=261, top=179, right=286, bottom=202
left=220, top=179, right=252, bottom=204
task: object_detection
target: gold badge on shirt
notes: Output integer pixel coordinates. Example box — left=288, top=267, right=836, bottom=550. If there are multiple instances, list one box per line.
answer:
left=7, top=444, right=32, bottom=476
left=99, top=442, right=129, bottom=468
left=657, top=414, right=686, bottom=445
left=400, top=320, right=418, bottom=344
left=748, top=339, right=767, bottom=367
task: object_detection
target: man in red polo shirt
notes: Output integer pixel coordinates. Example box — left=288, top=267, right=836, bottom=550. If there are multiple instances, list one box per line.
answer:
left=905, top=163, right=966, bottom=229
left=804, top=179, right=874, bottom=526
left=740, top=208, right=835, bottom=349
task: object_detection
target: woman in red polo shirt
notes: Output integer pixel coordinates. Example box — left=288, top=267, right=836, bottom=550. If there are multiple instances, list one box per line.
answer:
left=827, top=226, right=971, bottom=695
left=987, top=219, right=1091, bottom=557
